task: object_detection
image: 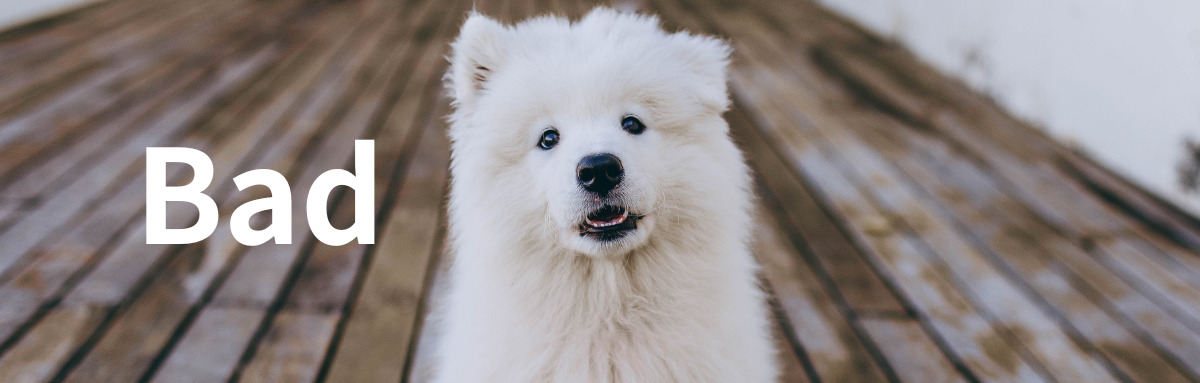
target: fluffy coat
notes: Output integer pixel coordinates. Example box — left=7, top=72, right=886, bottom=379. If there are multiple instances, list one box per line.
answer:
left=432, top=8, right=777, bottom=382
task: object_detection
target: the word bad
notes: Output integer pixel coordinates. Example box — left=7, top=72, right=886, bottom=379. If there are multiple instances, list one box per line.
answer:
left=146, top=140, right=374, bottom=246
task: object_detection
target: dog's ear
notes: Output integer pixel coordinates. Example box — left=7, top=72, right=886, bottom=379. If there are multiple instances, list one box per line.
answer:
left=668, top=33, right=732, bottom=112
left=447, top=12, right=508, bottom=110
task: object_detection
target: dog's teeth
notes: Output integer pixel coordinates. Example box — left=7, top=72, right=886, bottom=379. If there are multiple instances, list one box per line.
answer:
left=584, top=209, right=631, bottom=230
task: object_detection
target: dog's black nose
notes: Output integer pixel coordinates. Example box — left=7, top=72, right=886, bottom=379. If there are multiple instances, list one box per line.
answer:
left=577, top=153, right=623, bottom=193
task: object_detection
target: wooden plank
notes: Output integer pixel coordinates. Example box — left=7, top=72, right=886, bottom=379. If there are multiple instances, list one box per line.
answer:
left=510, top=0, right=537, bottom=19
left=1124, top=237, right=1200, bottom=295
left=0, top=50, right=233, bottom=201
left=736, top=49, right=1129, bottom=383
left=736, top=101, right=895, bottom=381
left=552, top=0, right=582, bottom=19
left=0, top=1, right=292, bottom=203
left=404, top=246, right=450, bottom=383
left=0, top=0, right=168, bottom=75
left=152, top=105, right=384, bottom=380
left=795, top=108, right=1125, bottom=383
left=150, top=307, right=265, bottom=383
left=283, top=244, right=368, bottom=313
left=749, top=197, right=891, bottom=382
left=739, top=108, right=907, bottom=315
left=233, top=205, right=364, bottom=382
left=62, top=4, right=407, bottom=382
left=716, top=36, right=1052, bottom=383
left=654, top=0, right=906, bottom=317
left=0, top=203, right=19, bottom=230
left=1094, top=238, right=1200, bottom=328
left=244, top=3, right=465, bottom=377
left=0, top=5, right=366, bottom=382
left=768, top=12, right=1200, bottom=381
left=238, top=312, right=338, bottom=383
left=0, top=0, right=124, bottom=60
left=0, top=0, right=231, bottom=118
left=768, top=307, right=816, bottom=383
left=153, top=1, right=458, bottom=379
left=835, top=31, right=1200, bottom=253
left=653, top=1, right=1050, bottom=381
left=278, top=0, right=458, bottom=309
left=167, top=0, right=449, bottom=374
left=738, top=90, right=1044, bottom=383
left=0, top=36, right=283, bottom=369
left=0, top=7, right=356, bottom=364
left=0, top=43, right=282, bottom=278
left=0, top=0, right=329, bottom=347
left=696, top=2, right=1144, bottom=381
left=210, top=0, right=441, bottom=307
left=863, top=117, right=1200, bottom=381
left=815, top=46, right=1200, bottom=335
left=1058, top=149, right=1200, bottom=252
left=0, top=220, right=138, bottom=343
left=0, top=305, right=105, bottom=383
left=48, top=231, right=216, bottom=381
left=58, top=245, right=209, bottom=383
left=0, top=0, right=240, bottom=136
left=271, top=66, right=436, bottom=310
left=56, top=0, right=370, bottom=308
left=817, top=39, right=1200, bottom=332
left=46, top=7, right=405, bottom=370
left=859, top=318, right=969, bottom=383
left=0, top=1, right=253, bottom=191
left=241, top=2, right=458, bottom=381
left=323, top=86, right=451, bottom=383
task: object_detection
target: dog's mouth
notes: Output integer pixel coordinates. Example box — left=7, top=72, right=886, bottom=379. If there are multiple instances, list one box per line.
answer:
left=579, top=205, right=640, bottom=240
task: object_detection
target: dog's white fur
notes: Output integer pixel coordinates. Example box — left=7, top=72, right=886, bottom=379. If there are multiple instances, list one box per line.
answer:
left=433, top=8, right=777, bottom=382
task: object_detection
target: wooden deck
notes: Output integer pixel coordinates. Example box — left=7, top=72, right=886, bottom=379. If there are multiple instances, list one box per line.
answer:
left=2, top=0, right=1200, bottom=381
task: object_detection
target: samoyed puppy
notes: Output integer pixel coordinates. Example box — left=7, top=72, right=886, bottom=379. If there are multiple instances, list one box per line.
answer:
left=432, top=7, right=777, bottom=382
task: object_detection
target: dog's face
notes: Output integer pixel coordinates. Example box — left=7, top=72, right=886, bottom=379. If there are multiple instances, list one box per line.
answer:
left=446, top=9, right=736, bottom=257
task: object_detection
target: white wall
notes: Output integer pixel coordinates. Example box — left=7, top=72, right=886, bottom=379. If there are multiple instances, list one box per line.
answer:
left=815, top=0, right=1200, bottom=215
left=0, top=0, right=94, bottom=30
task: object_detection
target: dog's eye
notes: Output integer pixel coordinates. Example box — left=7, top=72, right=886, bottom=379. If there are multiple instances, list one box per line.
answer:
left=621, top=116, right=645, bottom=135
left=538, top=129, right=560, bottom=150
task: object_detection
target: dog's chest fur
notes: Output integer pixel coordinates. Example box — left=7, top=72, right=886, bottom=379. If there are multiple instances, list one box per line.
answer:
left=437, top=244, right=769, bottom=382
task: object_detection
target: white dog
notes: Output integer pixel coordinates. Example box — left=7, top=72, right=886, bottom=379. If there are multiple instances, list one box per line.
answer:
left=432, top=7, right=777, bottom=382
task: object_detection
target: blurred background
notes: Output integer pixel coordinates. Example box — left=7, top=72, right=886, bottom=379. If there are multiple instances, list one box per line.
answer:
left=6, top=0, right=1198, bottom=214
left=816, top=0, right=1200, bottom=215
left=0, top=0, right=90, bottom=28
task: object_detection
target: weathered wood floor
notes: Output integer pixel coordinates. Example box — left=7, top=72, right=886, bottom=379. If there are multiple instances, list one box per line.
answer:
left=2, top=0, right=1200, bottom=381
